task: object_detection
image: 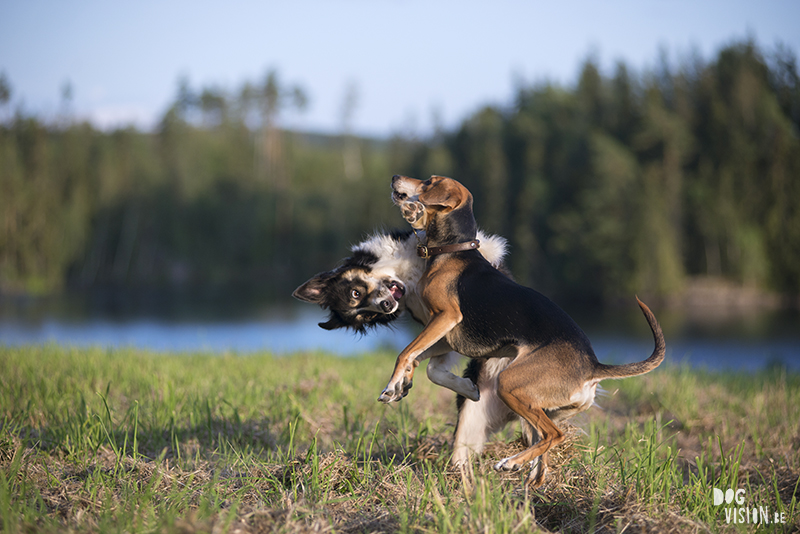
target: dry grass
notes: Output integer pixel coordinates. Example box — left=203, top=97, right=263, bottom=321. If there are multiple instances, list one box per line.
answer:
left=1, top=345, right=798, bottom=533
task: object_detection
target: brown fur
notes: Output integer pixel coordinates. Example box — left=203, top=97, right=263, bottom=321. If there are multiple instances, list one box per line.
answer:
left=380, top=174, right=665, bottom=487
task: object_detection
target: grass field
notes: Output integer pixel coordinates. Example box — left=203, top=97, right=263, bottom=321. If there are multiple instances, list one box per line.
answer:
left=1, top=345, right=798, bottom=533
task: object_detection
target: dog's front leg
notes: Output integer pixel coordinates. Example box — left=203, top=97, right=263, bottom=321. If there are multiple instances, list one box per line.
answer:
left=415, top=338, right=453, bottom=363
left=413, top=341, right=480, bottom=401
left=378, top=311, right=461, bottom=403
left=426, top=352, right=480, bottom=401
left=398, top=339, right=453, bottom=399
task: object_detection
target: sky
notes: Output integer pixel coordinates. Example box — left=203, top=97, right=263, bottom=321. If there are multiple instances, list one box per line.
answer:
left=1, top=0, right=799, bottom=138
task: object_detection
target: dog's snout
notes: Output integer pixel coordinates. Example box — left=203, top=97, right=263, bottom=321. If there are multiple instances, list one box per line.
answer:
left=380, top=299, right=393, bottom=312
left=391, top=175, right=410, bottom=204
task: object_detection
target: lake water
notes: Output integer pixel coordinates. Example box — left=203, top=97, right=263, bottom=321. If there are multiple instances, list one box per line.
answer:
left=1, top=295, right=799, bottom=372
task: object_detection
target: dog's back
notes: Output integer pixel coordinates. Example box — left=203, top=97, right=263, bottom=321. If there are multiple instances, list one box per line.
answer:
left=450, top=253, right=664, bottom=385
left=441, top=254, right=596, bottom=358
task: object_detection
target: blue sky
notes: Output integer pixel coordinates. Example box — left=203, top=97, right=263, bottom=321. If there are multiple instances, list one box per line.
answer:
left=1, top=0, right=798, bottom=137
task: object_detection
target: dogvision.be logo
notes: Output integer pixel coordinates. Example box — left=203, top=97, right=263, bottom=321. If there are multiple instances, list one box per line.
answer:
left=712, top=487, right=787, bottom=525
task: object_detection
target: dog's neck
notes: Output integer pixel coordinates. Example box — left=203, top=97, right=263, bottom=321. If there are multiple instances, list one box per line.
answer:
left=424, top=204, right=478, bottom=248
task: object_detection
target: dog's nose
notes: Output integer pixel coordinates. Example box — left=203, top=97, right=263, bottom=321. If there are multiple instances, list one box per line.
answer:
left=380, top=300, right=393, bottom=312
left=392, top=175, right=402, bottom=185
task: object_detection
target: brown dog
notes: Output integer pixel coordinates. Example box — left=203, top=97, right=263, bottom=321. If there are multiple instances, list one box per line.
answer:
left=380, top=174, right=665, bottom=487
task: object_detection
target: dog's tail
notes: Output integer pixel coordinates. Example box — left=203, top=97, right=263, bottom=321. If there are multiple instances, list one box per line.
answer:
left=593, top=297, right=665, bottom=380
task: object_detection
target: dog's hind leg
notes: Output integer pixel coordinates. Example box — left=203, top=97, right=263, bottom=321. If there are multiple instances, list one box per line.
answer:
left=452, top=387, right=517, bottom=465
left=452, top=357, right=520, bottom=466
left=426, top=352, right=480, bottom=401
left=492, top=405, right=563, bottom=477
left=492, top=353, right=581, bottom=487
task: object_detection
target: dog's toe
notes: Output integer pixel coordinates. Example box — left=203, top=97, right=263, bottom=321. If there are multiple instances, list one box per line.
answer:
left=451, top=450, right=469, bottom=467
left=400, top=201, right=424, bottom=223
left=378, top=379, right=409, bottom=403
left=494, top=457, right=521, bottom=472
left=378, top=388, right=399, bottom=403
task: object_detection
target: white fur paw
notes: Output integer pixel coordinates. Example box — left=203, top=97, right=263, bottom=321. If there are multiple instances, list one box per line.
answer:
left=378, top=383, right=401, bottom=403
left=377, top=376, right=412, bottom=403
left=378, top=375, right=414, bottom=403
left=451, top=448, right=469, bottom=467
left=462, top=382, right=480, bottom=402
left=493, top=457, right=521, bottom=472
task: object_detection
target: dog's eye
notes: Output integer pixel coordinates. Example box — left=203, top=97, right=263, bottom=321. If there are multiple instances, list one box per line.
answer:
left=350, top=289, right=361, bottom=300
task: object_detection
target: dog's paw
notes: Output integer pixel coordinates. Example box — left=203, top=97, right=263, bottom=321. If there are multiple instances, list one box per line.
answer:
left=378, top=377, right=411, bottom=403
left=451, top=448, right=470, bottom=467
left=379, top=366, right=415, bottom=403
left=462, top=382, right=480, bottom=402
left=377, top=389, right=399, bottom=403
left=400, top=201, right=424, bottom=224
left=493, top=457, right=521, bottom=472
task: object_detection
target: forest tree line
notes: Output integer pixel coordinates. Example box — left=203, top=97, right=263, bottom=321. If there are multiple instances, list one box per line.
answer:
left=1, top=40, right=799, bottom=304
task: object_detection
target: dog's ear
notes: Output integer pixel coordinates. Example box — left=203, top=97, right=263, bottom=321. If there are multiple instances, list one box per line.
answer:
left=292, top=271, right=335, bottom=303
left=318, top=314, right=347, bottom=330
left=418, top=176, right=466, bottom=211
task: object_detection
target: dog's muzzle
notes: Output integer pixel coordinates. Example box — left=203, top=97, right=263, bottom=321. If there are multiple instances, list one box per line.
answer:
left=363, top=280, right=404, bottom=316
left=378, top=280, right=405, bottom=314
left=391, top=175, right=419, bottom=205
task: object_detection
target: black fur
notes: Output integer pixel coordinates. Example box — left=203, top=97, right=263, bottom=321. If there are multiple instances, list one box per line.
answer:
left=385, top=228, right=415, bottom=242
left=455, top=259, right=595, bottom=358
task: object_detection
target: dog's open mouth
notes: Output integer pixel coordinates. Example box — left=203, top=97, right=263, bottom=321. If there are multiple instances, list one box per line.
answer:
left=387, top=280, right=405, bottom=301
left=391, top=191, right=407, bottom=204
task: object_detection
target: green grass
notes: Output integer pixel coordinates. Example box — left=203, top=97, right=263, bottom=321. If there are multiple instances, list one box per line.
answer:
left=1, top=345, right=798, bottom=533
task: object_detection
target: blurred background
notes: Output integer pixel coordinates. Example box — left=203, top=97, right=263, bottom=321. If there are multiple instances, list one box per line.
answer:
left=1, top=1, right=799, bottom=368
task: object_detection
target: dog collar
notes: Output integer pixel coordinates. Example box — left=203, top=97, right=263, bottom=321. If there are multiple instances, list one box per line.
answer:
left=417, top=239, right=480, bottom=259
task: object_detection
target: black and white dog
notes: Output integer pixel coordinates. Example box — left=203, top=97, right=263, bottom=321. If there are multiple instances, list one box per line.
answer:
left=293, top=229, right=527, bottom=465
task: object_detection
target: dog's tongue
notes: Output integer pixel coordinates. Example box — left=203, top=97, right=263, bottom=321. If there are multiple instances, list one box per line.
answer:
left=389, top=282, right=405, bottom=300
